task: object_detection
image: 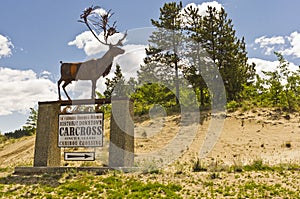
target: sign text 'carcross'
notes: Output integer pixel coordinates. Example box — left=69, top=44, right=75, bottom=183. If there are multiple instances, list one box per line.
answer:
left=58, top=113, right=103, bottom=147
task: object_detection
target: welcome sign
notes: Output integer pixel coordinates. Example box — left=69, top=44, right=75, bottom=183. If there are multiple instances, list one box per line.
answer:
left=58, top=113, right=104, bottom=147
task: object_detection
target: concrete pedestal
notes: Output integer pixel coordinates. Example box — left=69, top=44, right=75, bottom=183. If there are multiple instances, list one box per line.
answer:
left=109, top=98, right=134, bottom=168
left=33, top=102, right=61, bottom=167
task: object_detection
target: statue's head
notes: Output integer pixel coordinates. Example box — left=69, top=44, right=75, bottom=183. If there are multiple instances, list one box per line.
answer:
left=110, top=45, right=125, bottom=56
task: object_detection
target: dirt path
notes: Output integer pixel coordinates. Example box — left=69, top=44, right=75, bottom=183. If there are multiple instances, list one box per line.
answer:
left=0, top=136, right=35, bottom=168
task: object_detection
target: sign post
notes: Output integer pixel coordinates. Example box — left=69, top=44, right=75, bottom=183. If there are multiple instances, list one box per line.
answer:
left=33, top=102, right=61, bottom=167
left=24, top=98, right=134, bottom=174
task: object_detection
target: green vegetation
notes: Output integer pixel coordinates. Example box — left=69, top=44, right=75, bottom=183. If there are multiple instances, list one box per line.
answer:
left=0, top=134, right=7, bottom=144
left=101, top=2, right=299, bottom=116
left=1, top=161, right=300, bottom=198
left=4, top=129, right=33, bottom=140
left=1, top=107, right=37, bottom=141
left=145, top=2, right=184, bottom=105
left=0, top=171, right=182, bottom=198
left=22, top=107, right=38, bottom=135
left=192, top=158, right=207, bottom=172
left=241, top=52, right=300, bottom=112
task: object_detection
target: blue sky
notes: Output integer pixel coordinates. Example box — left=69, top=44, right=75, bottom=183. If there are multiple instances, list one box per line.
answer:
left=0, top=0, right=300, bottom=132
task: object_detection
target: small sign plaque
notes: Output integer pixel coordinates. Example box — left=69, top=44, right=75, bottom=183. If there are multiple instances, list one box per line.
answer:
left=58, top=113, right=103, bottom=148
left=64, top=152, right=95, bottom=161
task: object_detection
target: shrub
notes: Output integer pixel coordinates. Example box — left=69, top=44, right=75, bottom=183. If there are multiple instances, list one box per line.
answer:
left=4, top=128, right=33, bottom=139
left=192, top=158, right=207, bottom=172
left=226, top=100, right=240, bottom=112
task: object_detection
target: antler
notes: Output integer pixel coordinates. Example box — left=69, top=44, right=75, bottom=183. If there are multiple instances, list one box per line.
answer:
left=113, top=30, right=127, bottom=46
left=79, top=6, right=126, bottom=46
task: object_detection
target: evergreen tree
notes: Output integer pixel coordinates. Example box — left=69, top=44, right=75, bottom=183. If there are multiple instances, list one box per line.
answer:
left=275, top=52, right=300, bottom=111
left=22, top=107, right=37, bottom=135
left=184, top=5, right=255, bottom=101
left=104, top=65, right=125, bottom=98
left=182, top=4, right=210, bottom=107
left=262, top=52, right=300, bottom=110
left=204, top=7, right=255, bottom=101
left=144, top=2, right=184, bottom=104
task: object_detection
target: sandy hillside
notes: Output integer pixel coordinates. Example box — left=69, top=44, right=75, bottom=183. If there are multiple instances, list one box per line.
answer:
left=0, top=108, right=299, bottom=170
left=0, top=136, right=35, bottom=168
left=135, top=108, right=300, bottom=167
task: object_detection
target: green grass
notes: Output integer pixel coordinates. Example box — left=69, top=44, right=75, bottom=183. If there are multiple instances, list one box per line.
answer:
left=0, top=171, right=182, bottom=199
left=1, top=161, right=300, bottom=198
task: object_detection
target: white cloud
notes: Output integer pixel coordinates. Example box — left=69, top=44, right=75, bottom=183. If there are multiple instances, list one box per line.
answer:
left=68, top=31, right=107, bottom=56
left=254, top=36, right=285, bottom=55
left=255, top=36, right=285, bottom=47
left=0, top=34, right=14, bottom=58
left=281, top=31, right=300, bottom=58
left=92, top=8, right=108, bottom=17
left=248, top=58, right=299, bottom=79
left=68, top=31, right=127, bottom=56
left=248, top=58, right=278, bottom=76
left=181, top=1, right=223, bottom=25
left=0, top=67, right=57, bottom=116
left=253, top=32, right=300, bottom=58
left=116, top=44, right=146, bottom=76
left=183, top=1, right=223, bottom=16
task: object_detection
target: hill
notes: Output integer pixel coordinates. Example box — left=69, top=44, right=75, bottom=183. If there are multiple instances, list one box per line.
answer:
left=1, top=108, right=300, bottom=169
left=0, top=108, right=300, bottom=198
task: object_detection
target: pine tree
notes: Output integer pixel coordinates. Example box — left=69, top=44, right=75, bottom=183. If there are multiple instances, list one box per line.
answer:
left=22, top=107, right=38, bottom=135
left=144, top=2, right=184, bottom=105
left=262, top=52, right=300, bottom=110
left=184, top=6, right=255, bottom=101
left=182, top=4, right=210, bottom=106
left=104, top=65, right=125, bottom=98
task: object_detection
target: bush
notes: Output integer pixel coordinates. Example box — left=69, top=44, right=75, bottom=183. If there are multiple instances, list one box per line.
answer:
left=4, top=128, right=33, bottom=139
left=0, top=134, right=8, bottom=144
left=192, top=158, right=207, bottom=172
left=226, top=100, right=240, bottom=112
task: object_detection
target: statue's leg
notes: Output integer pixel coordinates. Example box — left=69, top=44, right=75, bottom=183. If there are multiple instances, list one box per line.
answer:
left=62, top=81, right=72, bottom=101
left=57, top=79, right=62, bottom=100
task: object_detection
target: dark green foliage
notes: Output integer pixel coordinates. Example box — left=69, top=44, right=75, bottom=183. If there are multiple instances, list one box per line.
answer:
left=104, top=65, right=128, bottom=98
left=144, top=2, right=184, bottom=105
left=4, top=128, right=32, bottom=139
left=4, top=107, right=37, bottom=139
left=132, top=83, right=177, bottom=116
left=240, top=52, right=300, bottom=111
left=183, top=5, right=255, bottom=102
left=192, top=158, right=207, bottom=172
left=243, top=159, right=273, bottom=171
left=22, top=107, right=37, bottom=134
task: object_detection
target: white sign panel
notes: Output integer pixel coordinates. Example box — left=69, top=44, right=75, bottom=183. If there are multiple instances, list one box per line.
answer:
left=64, top=152, right=95, bottom=161
left=58, top=113, right=103, bottom=147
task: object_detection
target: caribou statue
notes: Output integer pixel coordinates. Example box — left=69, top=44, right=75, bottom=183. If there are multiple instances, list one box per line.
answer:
left=58, top=6, right=126, bottom=100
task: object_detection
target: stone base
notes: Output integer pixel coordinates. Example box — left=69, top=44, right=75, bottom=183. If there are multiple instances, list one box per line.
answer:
left=14, top=166, right=140, bottom=175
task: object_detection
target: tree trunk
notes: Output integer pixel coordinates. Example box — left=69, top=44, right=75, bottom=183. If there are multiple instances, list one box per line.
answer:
left=174, top=61, right=180, bottom=105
